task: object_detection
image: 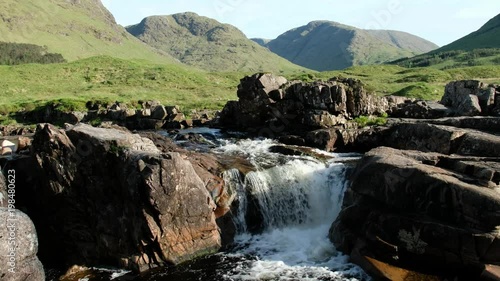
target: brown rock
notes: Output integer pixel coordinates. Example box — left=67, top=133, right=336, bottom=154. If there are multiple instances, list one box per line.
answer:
left=28, top=124, right=222, bottom=272
left=330, top=147, right=500, bottom=277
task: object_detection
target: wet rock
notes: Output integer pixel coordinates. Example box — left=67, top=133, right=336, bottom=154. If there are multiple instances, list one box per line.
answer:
left=330, top=147, right=500, bottom=277
left=305, top=129, right=338, bottom=152
left=0, top=208, right=45, bottom=281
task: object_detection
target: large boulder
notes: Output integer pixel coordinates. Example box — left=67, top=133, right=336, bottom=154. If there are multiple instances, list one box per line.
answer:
left=0, top=208, right=45, bottom=281
left=27, top=124, right=222, bottom=272
left=385, top=122, right=500, bottom=157
left=441, top=80, right=498, bottom=116
left=330, top=147, right=500, bottom=277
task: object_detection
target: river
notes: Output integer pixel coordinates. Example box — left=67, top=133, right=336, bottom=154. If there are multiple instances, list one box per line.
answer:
left=54, top=129, right=370, bottom=281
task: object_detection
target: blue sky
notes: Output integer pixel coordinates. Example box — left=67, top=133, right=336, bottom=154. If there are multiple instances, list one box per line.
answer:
left=101, top=0, right=500, bottom=47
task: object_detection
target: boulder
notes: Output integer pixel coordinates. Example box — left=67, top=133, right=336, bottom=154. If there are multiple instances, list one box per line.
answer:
left=150, top=105, right=168, bottom=120
left=385, top=123, right=466, bottom=154
left=441, top=80, right=496, bottom=116
left=385, top=122, right=500, bottom=157
left=28, top=124, right=221, bottom=272
left=0, top=208, right=45, bottom=281
left=305, top=129, right=338, bottom=152
left=330, top=147, right=500, bottom=277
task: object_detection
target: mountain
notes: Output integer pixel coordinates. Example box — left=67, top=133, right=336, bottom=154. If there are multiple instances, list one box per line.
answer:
left=0, top=0, right=175, bottom=63
left=390, top=13, right=500, bottom=69
left=126, top=12, right=306, bottom=73
left=433, top=13, right=500, bottom=52
left=257, top=21, right=438, bottom=71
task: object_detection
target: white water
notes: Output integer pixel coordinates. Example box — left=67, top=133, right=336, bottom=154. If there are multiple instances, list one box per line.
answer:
left=216, top=139, right=369, bottom=281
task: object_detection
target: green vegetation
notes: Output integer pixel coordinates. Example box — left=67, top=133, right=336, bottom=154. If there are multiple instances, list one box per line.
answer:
left=436, top=13, right=500, bottom=52
left=354, top=113, right=388, bottom=127
left=126, top=13, right=306, bottom=73
left=0, top=0, right=176, bottom=63
left=1, top=55, right=499, bottom=125
left=262, top=21, right=438, bottom=71
left=390, top=48, right=500, bottom=69
left=0, top=56, right=242, bottom=116
left=391, top=14, right=500, bottom=70
left=0, top=42, right=65, bottom=65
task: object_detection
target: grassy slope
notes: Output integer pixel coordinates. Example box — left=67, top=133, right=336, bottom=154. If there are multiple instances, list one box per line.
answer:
left=0, top=0, right=175, bottom=63
left=1, top=56, right=499, bottom=121
left=392, top=14, right=500, bottom=69
left=437, top=13, right=500, bottom=52
left=0, top=56, right=243, bottom=114
left=126, top=12, right=306, bottom=73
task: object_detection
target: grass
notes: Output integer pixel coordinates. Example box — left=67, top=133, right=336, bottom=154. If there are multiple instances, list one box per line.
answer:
left=1, top=56, right=499, bottom=126
left=0, top=56, right=242, bottom=116
left=354, top=113, right=388, bottom=127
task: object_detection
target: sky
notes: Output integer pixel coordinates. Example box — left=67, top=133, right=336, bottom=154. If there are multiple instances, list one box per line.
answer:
left=101, top=0, right=500, bottom=47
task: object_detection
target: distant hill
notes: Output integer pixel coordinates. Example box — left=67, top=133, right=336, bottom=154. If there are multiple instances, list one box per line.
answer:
left=0, top=0, right=175, bottom=63
left=257, top=21, right=438, bottom=71
left=126, top=12, right=306, bottom=73
left=391, top=13, right=500, bottom=69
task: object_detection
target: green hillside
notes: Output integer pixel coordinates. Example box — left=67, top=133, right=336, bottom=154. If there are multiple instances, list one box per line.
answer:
left=437, top=13, right=500, bottom=52
left=391, top=13, right=500, bottom=69
left=259, top=21, right=438, bottom=71
left=2, top=55, right=499, bottom=125
left=0, top=0, right=175, bottom=63
left=0, top=56, right=242, bottom=117
left=126, top=12, right=306, bottom=73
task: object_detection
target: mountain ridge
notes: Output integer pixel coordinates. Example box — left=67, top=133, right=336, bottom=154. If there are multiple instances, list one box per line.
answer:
left=254, top=20, right=438, bottom=71
left=389, top=13, right=500, bottom=69
left=0, top=0, right=176, bottom=63
left=433, top=13, right=500, bottom=52
left=126, top=12, right=306, bottom=73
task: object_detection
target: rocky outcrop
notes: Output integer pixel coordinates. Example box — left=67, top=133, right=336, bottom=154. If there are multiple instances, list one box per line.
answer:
left=21, top=124, right=225, bottom=272
left=330, top=147, right=500, bottom=278
left=218, top=73, right=388, bottom=133
left=442, top=80, right=499, bottom=116
left=17, top=101, right=216, bottom=131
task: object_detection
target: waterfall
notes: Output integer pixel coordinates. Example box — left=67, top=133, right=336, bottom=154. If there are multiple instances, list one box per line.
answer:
left=222, top=168, right=247, bottom=233
left=216, top=138, right=368, bottom=281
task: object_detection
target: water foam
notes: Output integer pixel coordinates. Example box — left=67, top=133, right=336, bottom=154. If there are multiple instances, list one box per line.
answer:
left=218, top=138, right=369, bottom=281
